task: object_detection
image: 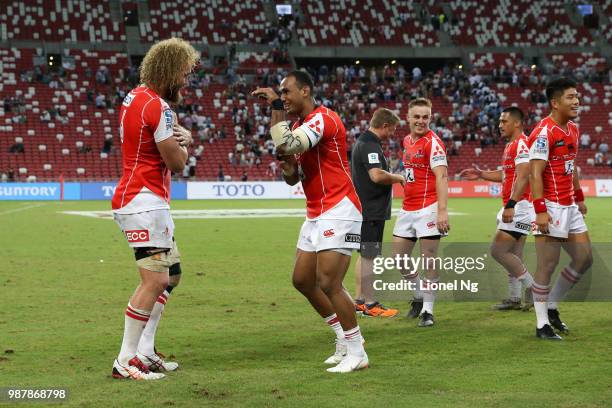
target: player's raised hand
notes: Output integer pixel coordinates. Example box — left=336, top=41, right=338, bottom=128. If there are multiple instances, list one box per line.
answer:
left=459, top=166, right=481, bottom=180
left=251, top=87, right=280, bottom=104
left=502, top=207, right=515, bottom=223
left=436, top=209, right=450, bottom=234
left=535, top=211, right=552, bottom=234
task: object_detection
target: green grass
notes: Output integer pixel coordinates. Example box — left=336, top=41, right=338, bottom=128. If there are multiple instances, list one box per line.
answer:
left=1, top=198, right=611, bottom=407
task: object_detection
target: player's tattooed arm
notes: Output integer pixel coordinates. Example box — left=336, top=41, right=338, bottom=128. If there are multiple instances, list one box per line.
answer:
left=251, top=87, right=312, bottom=155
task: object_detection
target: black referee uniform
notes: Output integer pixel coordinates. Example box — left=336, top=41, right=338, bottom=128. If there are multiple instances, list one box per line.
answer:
left=351, top=130, right=392, bottom=259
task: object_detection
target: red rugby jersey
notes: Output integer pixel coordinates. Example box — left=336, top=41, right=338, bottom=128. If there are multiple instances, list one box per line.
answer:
left=401, top=130, right=447, bottom=211
left=291, top=105, right=362, bottom=220
left=528, top=116, right=579, bottom=206
left=112, top=86, right=175, bottom=213
left=501, top=133, right=531, bottom=205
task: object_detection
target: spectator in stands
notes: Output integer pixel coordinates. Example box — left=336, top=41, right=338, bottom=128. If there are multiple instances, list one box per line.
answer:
left=594, top=151, right=605, bottom=166
left=102, top=135, right=113, bottom=154
left=241, top=171, right=248, bottom=182
left=40, top=110, right=51, bottom=122
left=9, top=141, right=24, bottom=154
left=267, top=160, right=278, bottom=178
left=95, top=93, right=106, bottom=108
left=57, top=110, right=69, bottom=124
left=188, top=155, right=196, bottom=178
left=78, top=143, right=92, bottom=154
left=580, top=133, right=591, bottom=148
left=0, top=171, right=7, bottom=182
left=194, top=144, right=204, bottom=159
left=96, top=66, right=109, bottom=84
left=599, top=140, right=609, bottom=154
left=217, top=165, right=224, bottom=181
left=7, top=168, right=15, bottom=181
left=228, top=151, right=235, bottom=166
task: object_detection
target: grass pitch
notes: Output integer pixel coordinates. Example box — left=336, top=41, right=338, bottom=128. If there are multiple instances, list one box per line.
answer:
left=1, top=198, right=611, bottom=407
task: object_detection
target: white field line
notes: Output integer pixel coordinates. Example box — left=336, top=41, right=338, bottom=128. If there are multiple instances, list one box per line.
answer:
left=0, top=203, right=46, bottom=216
left=60, top=208, right=467, bottom=220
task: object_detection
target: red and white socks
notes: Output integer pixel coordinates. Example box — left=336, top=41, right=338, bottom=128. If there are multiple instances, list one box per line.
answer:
left=344, top=326, right=365, bottom=357
left=138, top=290, right=170, bottom=356
left=324, top=313, right=344, bottom=341
left=118, top=303, right=151, bottom=365
left=532, top=282, right=551, bottom=329
left=549, top=265, right=581, bottom=309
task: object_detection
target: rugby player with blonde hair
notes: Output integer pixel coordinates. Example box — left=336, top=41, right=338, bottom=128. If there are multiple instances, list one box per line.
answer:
left=111, top=38, right=199, bottom=380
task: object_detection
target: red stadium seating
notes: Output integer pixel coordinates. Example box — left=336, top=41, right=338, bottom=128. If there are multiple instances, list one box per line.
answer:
left=296, top=0, right=439, bottom=47
left=143, top=0, right=267, bottom=44
left=447, top=0, right=594, bottom=46
left=1, top=0, right=125, bottom=42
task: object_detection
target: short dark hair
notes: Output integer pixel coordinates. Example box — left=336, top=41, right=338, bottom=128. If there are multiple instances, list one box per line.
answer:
left=545, top=77, right=577, bottom=104
left=287, top=70, right=315, bottom=94
left=501, top=106, right=524, bottom=123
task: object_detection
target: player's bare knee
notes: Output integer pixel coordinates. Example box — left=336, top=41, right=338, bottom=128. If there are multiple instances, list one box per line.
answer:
left=576, top=252, right=593, bottom=274
left=318, top=277, right=340, bottom=296
left=292, top=274, right=312, bottom=293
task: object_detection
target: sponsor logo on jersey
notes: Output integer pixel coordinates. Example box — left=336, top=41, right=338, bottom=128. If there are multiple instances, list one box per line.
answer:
left=308, top=119, right=322, bottom=134
left=122, top=94, right=134, bottom=107
left=426, top=221, right=436, bottom=228
left=323, top=229, right=335, bottom=237
left=368, top=153, right=380, bottom=164
left=163, top=109, right=173, bottom=131
left=515, top=222, right=531, bottom=231
left=345, top=233, right=361, bottom=243
left=126, top=230, right=150, bottom=242
left=554, top=140, right=565, bottom=147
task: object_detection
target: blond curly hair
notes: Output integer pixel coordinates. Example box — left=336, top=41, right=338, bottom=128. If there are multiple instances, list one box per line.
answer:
left=139, top=37, right=199, bottom=92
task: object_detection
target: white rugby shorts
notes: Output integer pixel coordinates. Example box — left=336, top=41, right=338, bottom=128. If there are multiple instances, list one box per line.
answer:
left=114, top=209, right=174, bottom=248
left=496, top=200, right=534, bottom=236
left=393, top=202, right=445, bottom=239
left=533, top=200, right=587, bottom=239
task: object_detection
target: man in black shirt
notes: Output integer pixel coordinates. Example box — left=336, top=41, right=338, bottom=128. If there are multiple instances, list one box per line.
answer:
left=351, top=108, right=405, bottom=317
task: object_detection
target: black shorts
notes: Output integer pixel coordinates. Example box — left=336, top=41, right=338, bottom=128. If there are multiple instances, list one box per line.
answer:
left=359, top=220, right=385, bottom=259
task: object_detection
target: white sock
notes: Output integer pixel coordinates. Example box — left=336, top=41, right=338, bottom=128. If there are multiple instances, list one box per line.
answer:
left=549, top=266, right=581, bottom=310
left=403, top=271, right=423, bottom=299
left=421, top=278, right=438, bottom=314
left=508, top=274, right=521, bottom=301
left=344, top=326, right=365, bottom=356
left=118, top=302, right=151, bottom=365
left=517, top=268, right=535, bottom=291
left=532, top=282, right=551, bottom=329
left=324, top=314, right=344, bottom=340
left=137, top=290, right=169, bottom=356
